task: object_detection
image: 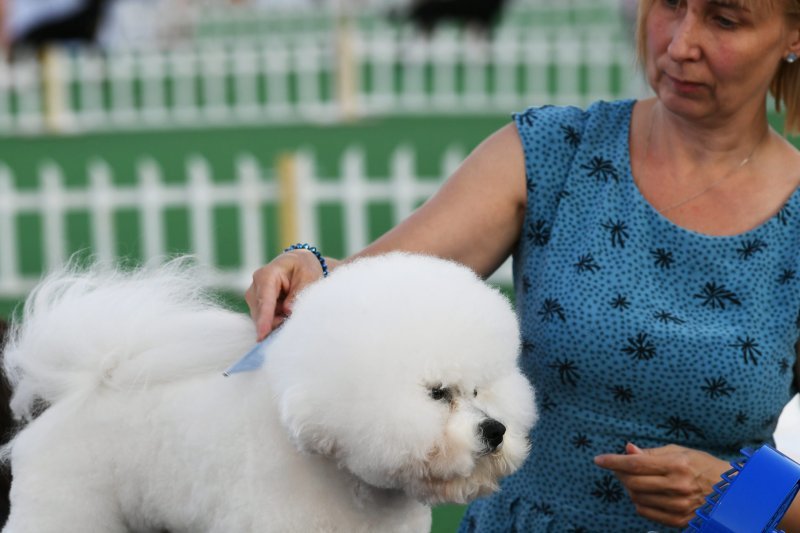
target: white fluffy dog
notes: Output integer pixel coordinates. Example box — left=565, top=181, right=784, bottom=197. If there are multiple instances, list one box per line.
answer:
left=1, top=253, right=535, bottom=532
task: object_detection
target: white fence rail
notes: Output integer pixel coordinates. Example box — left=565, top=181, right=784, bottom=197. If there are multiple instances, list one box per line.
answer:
left=0, top=145, right=513, bottom=299
left=0, top=28, right=641, bottom=134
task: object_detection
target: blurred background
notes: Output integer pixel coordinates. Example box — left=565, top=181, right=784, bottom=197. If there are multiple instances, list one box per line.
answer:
left=0, top=0, right=796, bottom=529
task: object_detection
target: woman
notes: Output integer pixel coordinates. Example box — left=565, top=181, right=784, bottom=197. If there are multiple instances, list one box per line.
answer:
left=247, top=0, right=800, bottom=530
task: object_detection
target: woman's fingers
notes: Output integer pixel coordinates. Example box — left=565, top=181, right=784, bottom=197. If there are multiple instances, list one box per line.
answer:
left=247, top=249, right=328, bottom=340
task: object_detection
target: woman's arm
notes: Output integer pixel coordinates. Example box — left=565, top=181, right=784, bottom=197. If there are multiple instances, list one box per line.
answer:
left=350, top=122, right=528, bottom=277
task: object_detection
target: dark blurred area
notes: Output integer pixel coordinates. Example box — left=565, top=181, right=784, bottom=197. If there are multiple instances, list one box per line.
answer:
left=2, top=0, right=114, bottom=57
left=12, top=0, right=111, bottom=51
left=0, top=320, right=10, bottom=525
left=390, top=0, right=509, bottom=37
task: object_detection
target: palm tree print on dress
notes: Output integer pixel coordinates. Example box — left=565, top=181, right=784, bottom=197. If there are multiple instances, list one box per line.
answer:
left=527, top=220, right=551, bottom=246
left=601, top=219, right=629, bottom=248
left=701, top=377, right=736, bottom=399
left=780, top=358, right=791, bottom=375
left=519, top=108, right=536, bottom=127
left=609, top=385, right=633, bottom=403
left=653, top=310, right=685, bottom=324
left=591, top=475, right=624, bottom=503
left=539, top=298, right=566, bottom=322
left=575, top=254, right=601, bottom=273
left=776, top=205, right=791, bottom=226
left=581, top=156, right=620, bottom=183
left=522, top=339, right=535, bottom=352
left=567, top=528, right=589, bottom=533
left=622, top=333, right=656, bottom=361
left=611, top=294, right=630, bottom=310
left=736, top=411, right=749, bottom=425
left=572, top=433, right=593, bottom=450
left=730, top=336, right=762, bottom=365
left=657, top=416, right=705, bottom=440
left=522, top=274, right=532, bottom=293
left=556, top=190, right=571, bottom=206
left=549, top=358, right=580, bottom=386
left=561, top=124, right=581, bottom=148
left=531, top=501, right=555, bottom=516
left=762, top=416, right=777, bottom=429
left=779, top=269, right=796, bottom=285
left=540, top=394, right=557, bottom=412
left=650, top=248, right=675, bottom=269
left=693, top=282, right=742, bottom=309
left=736, top=239, right=767, bottom=260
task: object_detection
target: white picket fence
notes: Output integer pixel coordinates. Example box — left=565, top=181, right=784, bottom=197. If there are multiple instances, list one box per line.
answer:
left=0, top=145, right=514, bottom=299
left=0, top=27, right=641, bottom=134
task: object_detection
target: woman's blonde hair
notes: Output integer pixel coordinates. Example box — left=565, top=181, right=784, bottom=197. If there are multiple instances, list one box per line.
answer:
left=635, top=0, right=800, bottom=133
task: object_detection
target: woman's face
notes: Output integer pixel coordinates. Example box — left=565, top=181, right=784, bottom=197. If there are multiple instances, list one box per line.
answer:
left=645, top=0, right=797, bottom=122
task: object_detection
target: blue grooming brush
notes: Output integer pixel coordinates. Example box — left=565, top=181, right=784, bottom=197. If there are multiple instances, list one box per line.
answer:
left=685, top=445, right=800, bottom=533
left=223, top=326, right=283, bottom=376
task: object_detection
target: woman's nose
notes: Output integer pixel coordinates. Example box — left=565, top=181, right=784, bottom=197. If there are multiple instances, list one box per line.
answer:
left=667, top=12, right=702, bottom=62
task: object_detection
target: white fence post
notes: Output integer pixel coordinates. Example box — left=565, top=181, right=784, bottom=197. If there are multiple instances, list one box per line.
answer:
left=187, top=155, right=215, bottom=266
left=109, top=52, right=137, bottom=125
left=138, top=158, right=166, bottom=261
left=236, top=154, right=267, bottom=274
left=14, top=59, right=44, bottom=132
left=341, top=147, right=368, bottom=254
left=75, top=51, right=108, bottom=129
left=140, top=53, right=168, bottom=124
left=554, top=32, right=582, bottom=106
left=88, top=159, right=117, bottom=263
left=430, top=33, right=458, bottom=110
left=232, top=44, right=261, bottom=120
left=389, top=145, right=417, bottom=224
left=40, top=162, right=67, bottom=270
left=0, top=61, right=10, bottom=131
left=201, top=46, right=230, bottom=122
left=264, top=40, right=291, bottom=118
left=170, top=47, right=200, bottom=123
left=294, top=150, right=318, bottom=246
left=0, top=164, right=20, bottom=293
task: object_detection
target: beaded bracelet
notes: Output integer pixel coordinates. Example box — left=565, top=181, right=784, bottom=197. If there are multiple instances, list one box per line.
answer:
left=284, top=243, right=329, bottom=278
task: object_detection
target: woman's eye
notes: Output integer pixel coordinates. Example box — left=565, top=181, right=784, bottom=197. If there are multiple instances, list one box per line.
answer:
left=714, top=16, right=737, bottom=29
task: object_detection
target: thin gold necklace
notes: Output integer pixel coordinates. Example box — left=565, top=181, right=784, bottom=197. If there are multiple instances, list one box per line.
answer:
left=638, top=112, right=766, bottom=215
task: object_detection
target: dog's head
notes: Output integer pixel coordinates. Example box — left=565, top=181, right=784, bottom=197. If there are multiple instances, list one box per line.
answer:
left=267, top=253, right=536, bottom=504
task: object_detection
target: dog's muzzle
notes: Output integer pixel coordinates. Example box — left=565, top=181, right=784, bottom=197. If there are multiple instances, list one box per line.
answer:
left=478, top=419, right=506, bottom=452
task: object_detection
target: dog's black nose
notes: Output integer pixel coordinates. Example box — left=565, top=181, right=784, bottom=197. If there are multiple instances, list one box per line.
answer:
left=479, top=419, right=506, bottom=451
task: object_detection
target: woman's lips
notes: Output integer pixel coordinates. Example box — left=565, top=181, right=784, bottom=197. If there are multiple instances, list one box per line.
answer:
left=666, top=73, right=705, bottom=93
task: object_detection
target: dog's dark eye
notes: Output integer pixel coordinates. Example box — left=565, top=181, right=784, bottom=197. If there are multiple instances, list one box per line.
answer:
left=430, top=386, right=451, bottom=402
left=473, top=388, right=478, bottom=398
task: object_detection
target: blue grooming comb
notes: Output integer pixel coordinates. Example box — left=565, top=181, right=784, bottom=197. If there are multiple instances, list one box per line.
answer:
left=223, top=327, right=282, bottom=376
left=685, top=445, right=800, bottom=533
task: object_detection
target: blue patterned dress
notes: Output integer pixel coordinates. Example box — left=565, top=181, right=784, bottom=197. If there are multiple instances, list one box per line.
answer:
left=459, top=100, right=800, bottom=532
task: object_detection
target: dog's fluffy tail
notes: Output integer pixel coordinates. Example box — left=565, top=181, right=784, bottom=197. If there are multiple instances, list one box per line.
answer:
left=2, top=257, right=255, bottom=424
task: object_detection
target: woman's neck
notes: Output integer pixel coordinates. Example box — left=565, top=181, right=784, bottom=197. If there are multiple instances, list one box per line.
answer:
left=645, top=99, right=771, bottom=181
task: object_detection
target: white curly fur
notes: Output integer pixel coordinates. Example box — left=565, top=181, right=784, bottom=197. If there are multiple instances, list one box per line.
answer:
left=2, top=253, right=536, bottom=533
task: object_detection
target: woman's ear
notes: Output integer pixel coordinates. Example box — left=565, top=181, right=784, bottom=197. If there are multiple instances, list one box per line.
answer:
left=786, top=22, right=800, bottom=60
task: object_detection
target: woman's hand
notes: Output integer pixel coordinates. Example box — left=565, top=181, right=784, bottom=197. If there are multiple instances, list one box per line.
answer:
left=245, top=249, right=335, bottom=340
left=594, top=442, right=729, bottom=528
